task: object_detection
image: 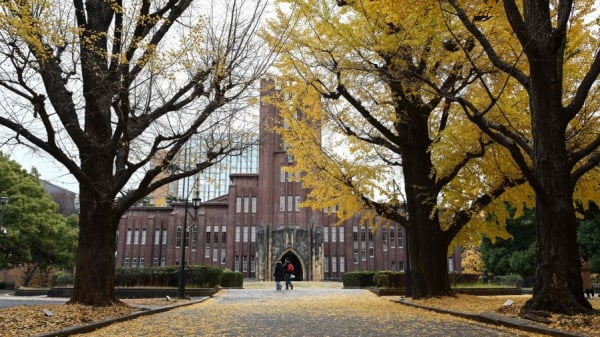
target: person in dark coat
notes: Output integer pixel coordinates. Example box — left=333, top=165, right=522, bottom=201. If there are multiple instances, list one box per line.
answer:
left=282, top=258, right=294, bottom=290
left=273, top=260, right=285, bottom=291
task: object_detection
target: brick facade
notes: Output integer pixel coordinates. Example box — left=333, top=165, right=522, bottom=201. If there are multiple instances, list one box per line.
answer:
left=116, top=79, right=461, bottom=280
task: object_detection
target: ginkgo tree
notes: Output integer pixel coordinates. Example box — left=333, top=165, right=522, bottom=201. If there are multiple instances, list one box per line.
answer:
left=0, top=0, right=273, bottom=306
left=263, top=0, right=527, bottom=298
left=437, top=0, right=600, bottom=314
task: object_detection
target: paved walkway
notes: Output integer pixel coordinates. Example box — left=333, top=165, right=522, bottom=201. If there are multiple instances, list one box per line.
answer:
left=70, top=286, right=549, bottom=337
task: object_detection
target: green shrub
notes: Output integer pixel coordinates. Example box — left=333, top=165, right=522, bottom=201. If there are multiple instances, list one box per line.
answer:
left=52, top=272, right=75, bottom=287
left=221, top=271, right=243, bottom=288
left=492, top=274, right=523, bottom=287
left=373, top=271, right=405, bottom=288
left=448, top=272, right=481, bottom=285
left=343, top=271, right=376, bottom=288
left=187, top=265, right=224, bottom=288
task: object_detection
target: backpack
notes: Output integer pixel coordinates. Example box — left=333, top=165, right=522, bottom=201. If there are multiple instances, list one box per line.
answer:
left=287, top=263, right=295, bottom=273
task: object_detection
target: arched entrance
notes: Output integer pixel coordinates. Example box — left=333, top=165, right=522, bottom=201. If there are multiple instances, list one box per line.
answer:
left=281, top=251, right=303, bottom=281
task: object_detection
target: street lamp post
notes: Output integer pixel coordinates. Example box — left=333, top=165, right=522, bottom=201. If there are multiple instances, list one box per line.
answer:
left=0, top=196, right=8, bottom=235
left=175, top=145, right=203, bottom=299
left=177, top=191, right=201, bottom=298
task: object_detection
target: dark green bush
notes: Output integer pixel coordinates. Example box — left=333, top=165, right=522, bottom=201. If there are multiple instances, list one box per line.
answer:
left=448, top=272, right=481, bottom=285
left=113, top=265, right=222, bottom=288
left=343, top=271, right=376, bottom=288
left=221, top=271, right=244, bottom=288
left=52, top=272, right=75, bottom=287
left=373, top=271, right=405, bottom=288
left=492, top=274, right=523, bottom=287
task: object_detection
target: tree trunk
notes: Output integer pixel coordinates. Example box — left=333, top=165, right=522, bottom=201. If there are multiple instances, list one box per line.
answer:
left=68, top=187, right=119, bottom=306
left=407, top=223, right=453, bottom=299
left=400, top=103, right=452, bottom=299
left=522, top=54, right=591, bottom=314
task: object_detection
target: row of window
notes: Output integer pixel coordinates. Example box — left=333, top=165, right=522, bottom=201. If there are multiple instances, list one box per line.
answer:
left=123, top=254, right=258, bottom=272
left=126, top=225, right=260, bottom=246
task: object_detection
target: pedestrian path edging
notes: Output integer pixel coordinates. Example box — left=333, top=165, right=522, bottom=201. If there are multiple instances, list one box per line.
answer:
left=35, top=297, right=211, bottom=337
left=395, top=299, right=584, bottom=337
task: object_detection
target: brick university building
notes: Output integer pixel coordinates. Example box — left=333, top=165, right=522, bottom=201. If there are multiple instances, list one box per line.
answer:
left=116, top=79, right=462, bottom=281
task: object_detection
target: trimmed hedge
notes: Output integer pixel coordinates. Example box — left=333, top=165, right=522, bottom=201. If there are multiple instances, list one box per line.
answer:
left=492, top=274, right=523, bottom=287
left=448, top=272, right=480, bottom=285
left=373, top=271, right=406, bottom=288
left=343, top=271, right=376, bottom=288
left=221, top=271, right=244, bottom=288
left=53, top=265, right=231, bottom=288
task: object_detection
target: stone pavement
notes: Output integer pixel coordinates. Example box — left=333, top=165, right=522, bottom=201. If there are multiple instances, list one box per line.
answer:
left=37, top=284, right=579, bottom=337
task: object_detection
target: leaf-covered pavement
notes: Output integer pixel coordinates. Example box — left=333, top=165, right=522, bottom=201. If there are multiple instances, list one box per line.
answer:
left=1, top=283, right=598, bottom=336
left=70, top=287, right=548, bottom=337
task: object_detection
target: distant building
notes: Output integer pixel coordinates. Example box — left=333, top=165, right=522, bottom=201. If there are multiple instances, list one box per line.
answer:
left=40, top=180, right=78, bottom=216
left=116, top=79, right=461, bottom=280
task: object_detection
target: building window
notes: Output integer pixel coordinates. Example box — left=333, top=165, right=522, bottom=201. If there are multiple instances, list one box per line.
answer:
left=340, top=256, right=345, bottom=273
left=126, top=229, right=132, bottom=244
left=213, top=231, right=219, bottom=245
left=353, top=226, right=358, bottom=242
left=287, top=196, right=293, bottom=212
left=244, top=197, right=250, bottom=213
left=391, top=261, right=396, bottom=272
left=205, top=246, right=211, bottom=258
left=213, top=248, right=218, bottom=262
left=339, top=227, right=344, bottom=243
left=134, top=229, right=139, bottom=244
left=154, top=228, right=160, bottom=245
left=361, top=244, right=366, bottom=261
left=399, top=261, right=405, bottom=272
left=162, top=229, right=167, bottom=245
left=324, top=227, right=329, bottom=243
left=324, top=255, right=329, bottom=273
left=236, top=196, right=242, bottom=213
left=360, top=227, right=366, bottom=241
left=235, top=255, right=240, bottom=272
left=176, top=226, right=182, bottom=247
left=295, top=196, right=301, bottom=212
left=153, top=257, right=159, bottom=266
left=448, top=257, right=454, bottom=272
left=132, top=257, right=137, bottom=268
left=368, top=226, right=373, bottom=241
left=124, top=257, right=130, bottom=268
left=206, top=226, right=211, bottom=244
left=184, top=226, right=190, bottom=247
left=280, top=167, right=286, bottom=182
left=139, top=257, right=145, bottom=268
left=383, top=228, right=388, bottom=252
left=251, top=256, right=256, bottom=272
left=242, top=255, right=248, bottom=272
left=279, top=196, right=285, bottom=212
left=141, top=228, right=147, bottom=245
left=353, top=249, right=358, bottom=264
left=160, top=257, right=166, bottom=266
left=369, top=241, right=375, bottom=258
left=235, top=225, right=240, bottom=242
left=221, top=226, right=227, bottom=244
left=332, top=227, right=337, bottom=243
left=251, top=226, right=256, bottom=242
left=191, top=226, right=198, bottom=249
left=390, top=226, right=396, bottom=248
left=243, top=226, right=248, bottom=242
left=221, top=248, right=226, bottom=264
left=252, top=197, right=257, bottom=213
left=398, top=229, right=404, bottom=248
left=332, top=256, right=337, bottom=273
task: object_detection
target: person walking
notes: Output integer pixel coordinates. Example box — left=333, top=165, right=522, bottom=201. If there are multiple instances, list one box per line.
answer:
left=282, top=258, right=294, bottom=290
left=581, top=255, right=594, bottom=298
left=273, top=260, right=285, bottom=291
